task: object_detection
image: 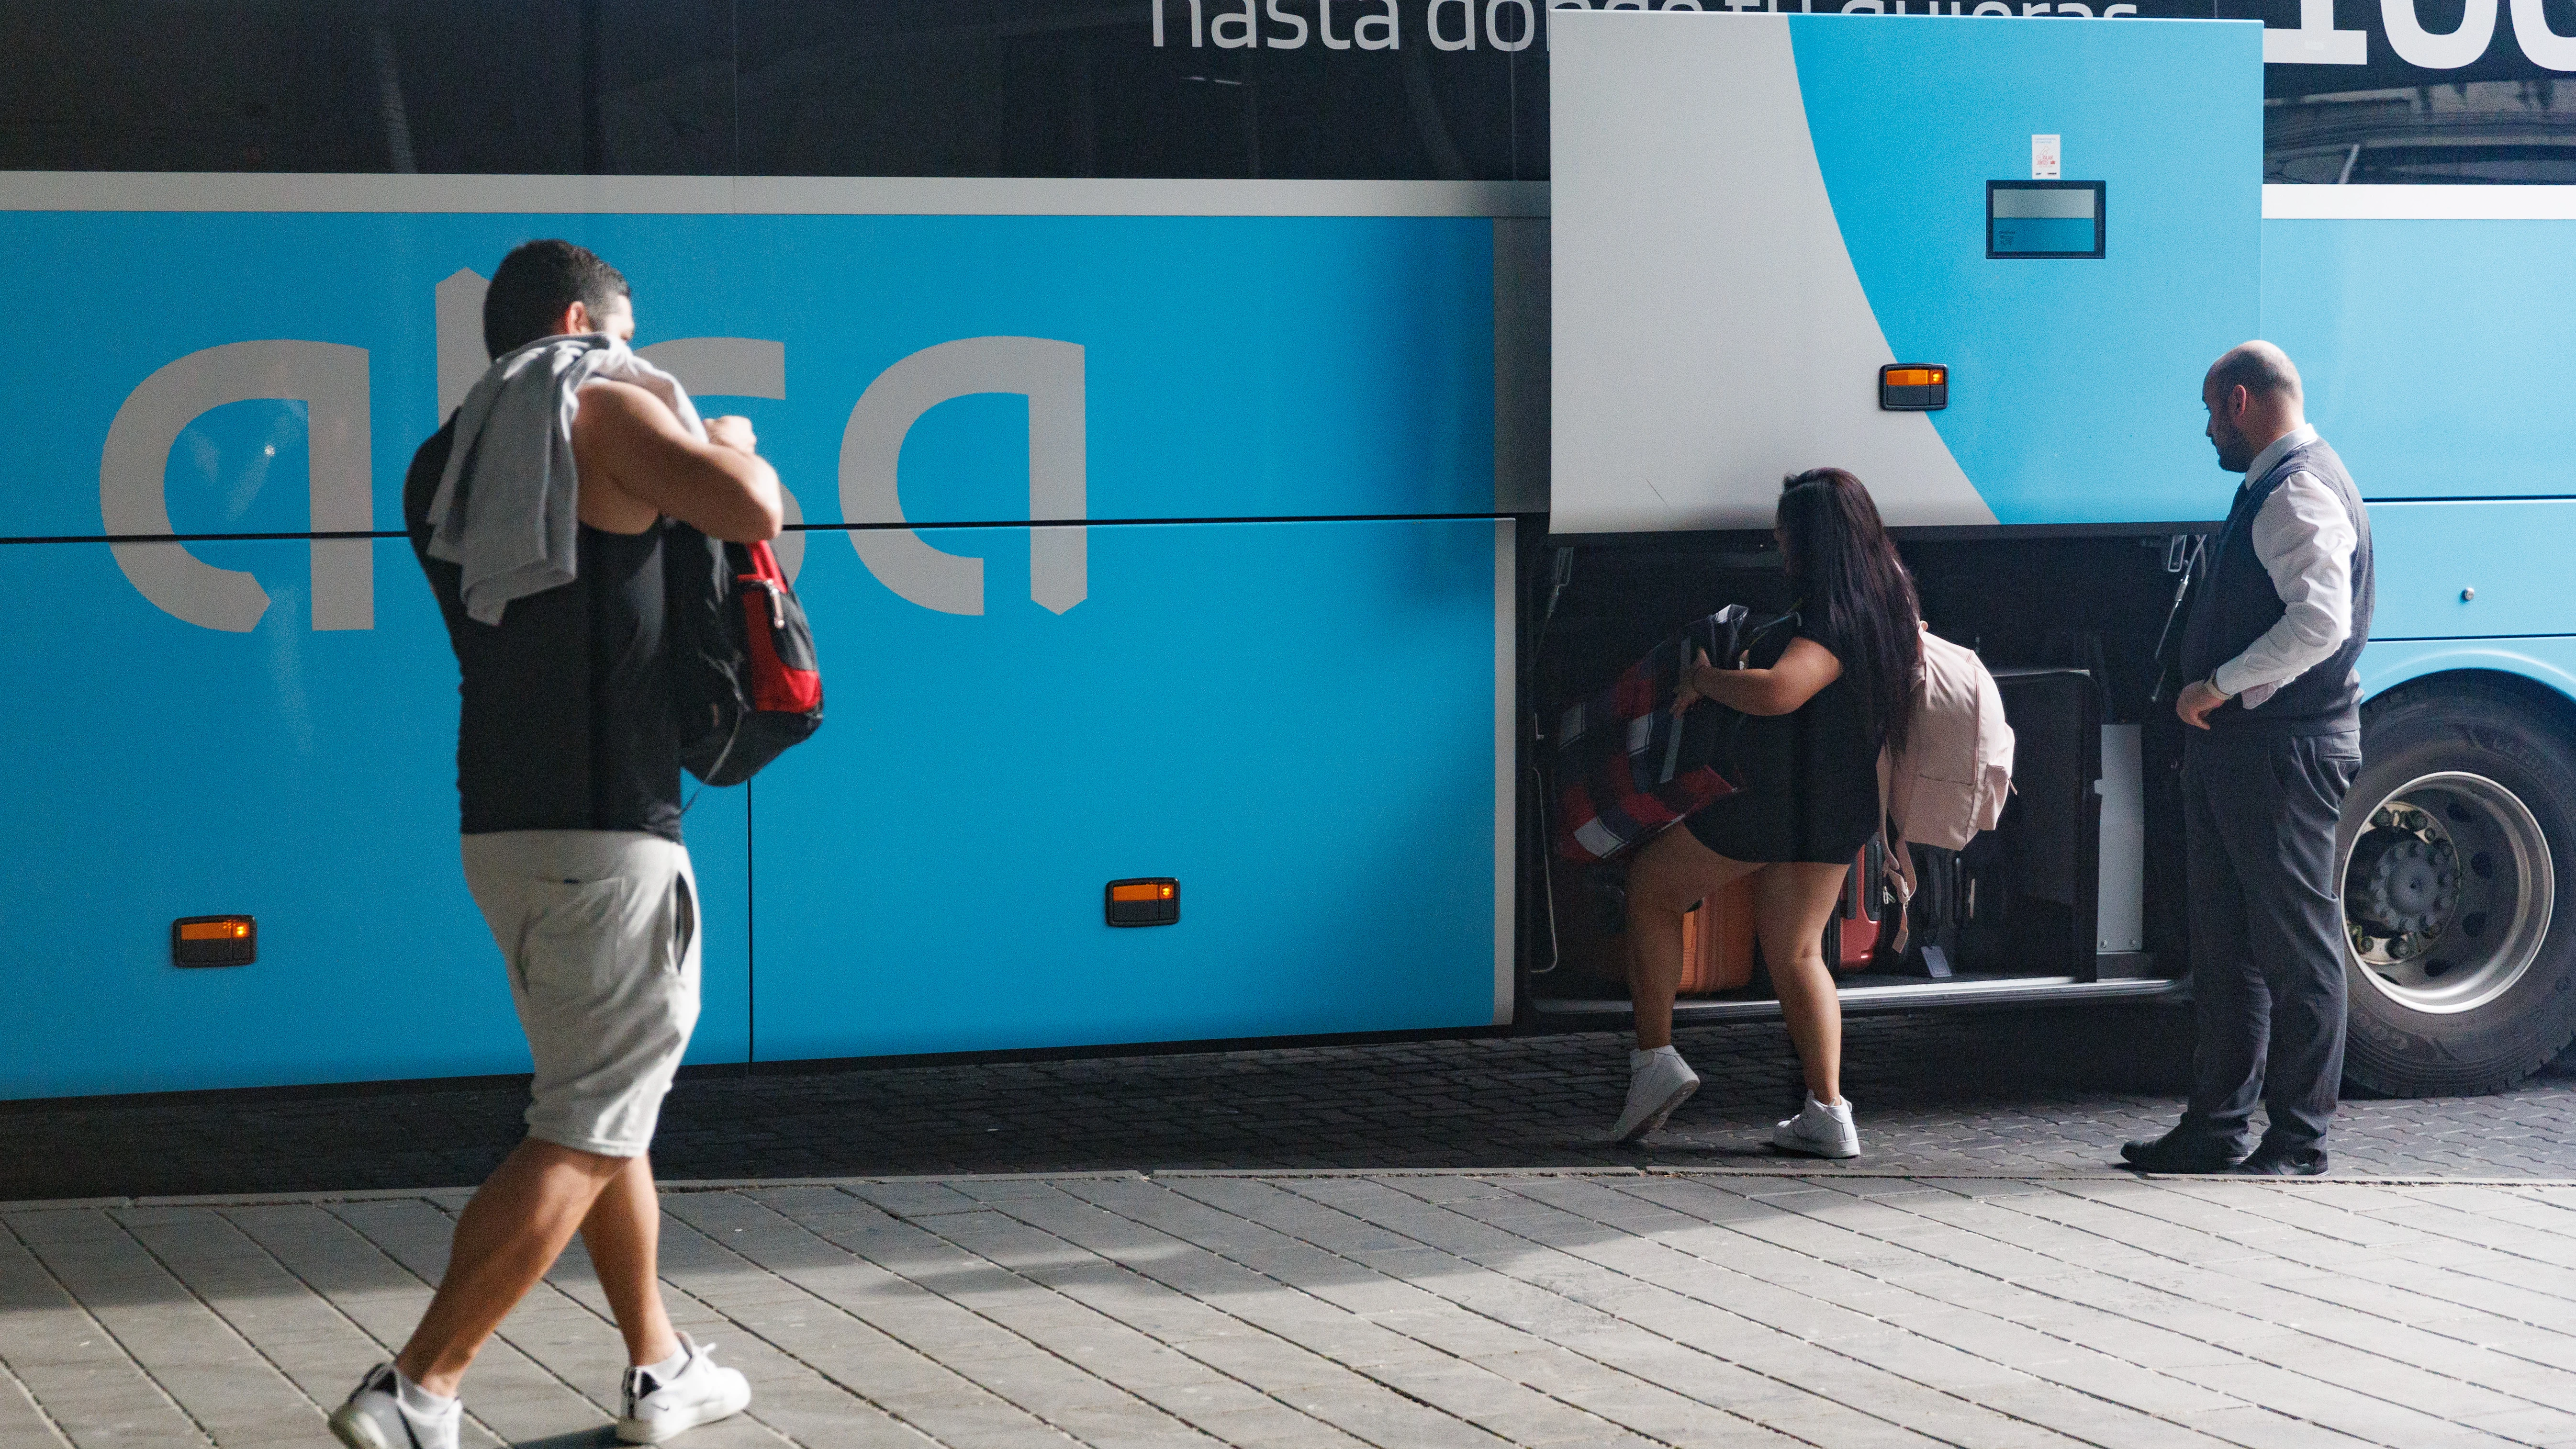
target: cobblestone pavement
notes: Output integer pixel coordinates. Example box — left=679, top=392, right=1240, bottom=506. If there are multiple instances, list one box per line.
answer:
left=11, top=1170, right=2576, bottom=1449
left=8, top=1006, right=2576, bottom=1202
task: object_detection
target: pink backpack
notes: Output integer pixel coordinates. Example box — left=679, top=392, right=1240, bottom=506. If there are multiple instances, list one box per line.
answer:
left=1878, top=625, right=2015, bottom=939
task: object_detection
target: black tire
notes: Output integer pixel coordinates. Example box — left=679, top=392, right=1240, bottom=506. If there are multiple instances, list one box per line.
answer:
left=2341, top=680, right=2576, bottom=1096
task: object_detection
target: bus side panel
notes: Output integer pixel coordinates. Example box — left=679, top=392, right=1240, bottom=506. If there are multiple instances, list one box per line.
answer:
left=2370, top=500, right=2576, bottom=641
left=2263, top=217, right=2576, bottom=502
left=0, top=538, right=755, bottom=1100
left=748, top=517, right=1514, bottom=1062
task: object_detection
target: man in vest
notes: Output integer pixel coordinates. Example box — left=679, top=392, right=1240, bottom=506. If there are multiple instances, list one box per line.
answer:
left=2126, top=341, right=2373, bottom=1177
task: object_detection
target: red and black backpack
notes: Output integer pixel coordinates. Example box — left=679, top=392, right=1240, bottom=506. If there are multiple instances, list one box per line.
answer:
left=667, top=523, right=823, bottom=786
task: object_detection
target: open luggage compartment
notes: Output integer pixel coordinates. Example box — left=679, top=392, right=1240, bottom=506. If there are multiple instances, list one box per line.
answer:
left=1525, top=528, right=2195, bottom=1028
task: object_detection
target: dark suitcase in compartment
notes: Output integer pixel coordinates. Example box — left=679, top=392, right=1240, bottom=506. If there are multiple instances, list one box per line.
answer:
left=1899, top=843, right=1960, bottom=978
left=1986, top=668, right=2099, bottom=977
left=1896, top=836, right=2013, bottom=978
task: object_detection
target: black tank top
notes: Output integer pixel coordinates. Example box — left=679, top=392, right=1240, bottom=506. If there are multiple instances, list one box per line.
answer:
left=403, top=418, right=683, bottom=842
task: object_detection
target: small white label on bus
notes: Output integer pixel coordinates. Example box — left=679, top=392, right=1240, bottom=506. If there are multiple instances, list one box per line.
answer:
left=2032, top=134, right=2061, bottom=180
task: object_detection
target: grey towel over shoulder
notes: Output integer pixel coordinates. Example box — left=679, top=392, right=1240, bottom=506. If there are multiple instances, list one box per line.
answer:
left=424, top=333, right=706, bottom=626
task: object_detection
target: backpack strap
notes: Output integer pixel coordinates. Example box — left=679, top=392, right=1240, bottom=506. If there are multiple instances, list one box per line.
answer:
left=1876, top=743, right=1916, bottom=955
left=1875, top=619, right=1937, bottom=955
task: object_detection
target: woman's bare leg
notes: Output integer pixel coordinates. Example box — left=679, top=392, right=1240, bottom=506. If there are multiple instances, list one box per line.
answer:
left=1750, top=861, right=1855, bottom=1103
left=1623, top=827, right=1761, bottom=1050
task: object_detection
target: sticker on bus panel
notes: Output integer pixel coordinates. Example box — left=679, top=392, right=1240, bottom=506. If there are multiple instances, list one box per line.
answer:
left=1988, top=180, right=2106, bottom=259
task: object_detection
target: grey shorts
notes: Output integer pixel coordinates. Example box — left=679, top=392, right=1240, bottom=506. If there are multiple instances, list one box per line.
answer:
left=460, top=831, right=699, bottom=1158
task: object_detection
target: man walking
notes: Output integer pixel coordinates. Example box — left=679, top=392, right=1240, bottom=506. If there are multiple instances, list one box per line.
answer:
left=2126, top=341, right=2373, bottom=1178
left=330, top=240, right=782, bottom=1449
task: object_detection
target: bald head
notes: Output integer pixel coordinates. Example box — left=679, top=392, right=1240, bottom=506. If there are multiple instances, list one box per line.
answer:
left=2207, top=341, right=2302, bottom=408
left=2201, top=340, right=2307, bottom=473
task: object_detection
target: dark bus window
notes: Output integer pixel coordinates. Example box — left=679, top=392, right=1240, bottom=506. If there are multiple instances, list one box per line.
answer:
left=2223, top=0, right=2576, bottom=183
left=2266, top=84, right=2576, bottom=184
left=0, top=0, right=733, bottom=175
left=0, top=0, right=1531, bottom=180
left=733, top=1, right=1524, bottom=180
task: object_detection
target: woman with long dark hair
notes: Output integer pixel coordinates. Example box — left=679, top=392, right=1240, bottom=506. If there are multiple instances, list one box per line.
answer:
left=1611, top=468, right=1924, bottom=1154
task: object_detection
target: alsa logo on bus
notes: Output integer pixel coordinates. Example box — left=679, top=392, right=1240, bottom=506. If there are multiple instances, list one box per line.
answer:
left=100, top=268, right=1087, bottom=633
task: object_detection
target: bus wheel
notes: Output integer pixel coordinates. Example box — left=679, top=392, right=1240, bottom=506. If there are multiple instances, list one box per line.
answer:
left=2341, top=682, right=2576, bottom=1097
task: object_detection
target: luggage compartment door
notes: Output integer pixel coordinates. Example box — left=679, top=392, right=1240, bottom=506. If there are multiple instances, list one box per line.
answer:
left=1549, top=10, right=2262, bottom=534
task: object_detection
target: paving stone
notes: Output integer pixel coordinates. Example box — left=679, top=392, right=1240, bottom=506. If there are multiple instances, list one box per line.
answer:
left=0, top=1234, right=201, bottom=1449
left=0, top=1362, right=72, bottom=1449
left=2179, top=1404, right=2397, bottom=1449
left=9, top=1211, right=323, bottom=1448
left=111, top=1209, right=389, bottom=1437
left=654, top=1193, right=1122, bottom=1449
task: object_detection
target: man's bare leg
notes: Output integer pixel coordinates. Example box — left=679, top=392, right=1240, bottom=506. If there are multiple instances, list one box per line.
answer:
left=581, top=1155, right=682, bottom=1369
left=393, top=1139, right=626, bottom=1397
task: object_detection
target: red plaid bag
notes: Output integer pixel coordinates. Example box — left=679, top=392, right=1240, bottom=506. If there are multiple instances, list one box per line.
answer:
left=1551, top=606, right=1795, bottom=863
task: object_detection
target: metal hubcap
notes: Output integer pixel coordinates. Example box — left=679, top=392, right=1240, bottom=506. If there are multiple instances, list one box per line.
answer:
left=2342, top=771, right=2554, bottom=1015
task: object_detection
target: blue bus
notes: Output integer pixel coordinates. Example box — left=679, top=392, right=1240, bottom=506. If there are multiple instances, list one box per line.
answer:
left=2, top=0, right=2569, bottom=1104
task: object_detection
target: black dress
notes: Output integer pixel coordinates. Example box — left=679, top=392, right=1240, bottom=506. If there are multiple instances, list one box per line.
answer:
left=1682, top=624, right=1883, bottom=865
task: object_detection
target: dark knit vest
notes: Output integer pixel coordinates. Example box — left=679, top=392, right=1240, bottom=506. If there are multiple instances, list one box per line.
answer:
left=2179, top=436, right=2373, bottom=737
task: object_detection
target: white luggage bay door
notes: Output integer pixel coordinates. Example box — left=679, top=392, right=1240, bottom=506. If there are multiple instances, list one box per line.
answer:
left=1548, top=10, right=2262, bottom=535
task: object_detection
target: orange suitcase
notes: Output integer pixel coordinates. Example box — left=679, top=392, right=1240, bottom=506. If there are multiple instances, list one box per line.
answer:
left=1678, top=876, right=1758, bottom=994
left=1546, top=860, right=1757, bottom=996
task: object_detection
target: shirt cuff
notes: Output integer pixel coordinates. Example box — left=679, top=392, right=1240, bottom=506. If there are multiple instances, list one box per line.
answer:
left=2208, top=658, right=2254, bottom=698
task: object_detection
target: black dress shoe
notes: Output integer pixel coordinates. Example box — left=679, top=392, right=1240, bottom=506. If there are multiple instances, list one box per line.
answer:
left=2119, top=1127, right=2249, bottom=1174
left=2231, top=1142, right=2329, bottom=1176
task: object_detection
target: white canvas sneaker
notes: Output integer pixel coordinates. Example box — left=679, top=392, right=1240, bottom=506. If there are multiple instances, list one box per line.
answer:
left=328, top=1364, right=460, bottom=1449
left=1771, top=1092, right=1860, bottom=1159
left=1611, top=1047, right=1700, bottom=1143
left=617, top=1334, right=752, bottom=1444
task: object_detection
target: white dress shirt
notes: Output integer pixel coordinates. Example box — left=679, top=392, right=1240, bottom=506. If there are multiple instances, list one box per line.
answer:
left=2208, top=424, right=2358, bottom=710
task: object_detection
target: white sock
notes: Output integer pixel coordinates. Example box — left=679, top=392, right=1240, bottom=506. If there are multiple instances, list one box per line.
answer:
left=393, top=1369, right=456, bottom=1419
left=1809, top=1092, right=1850, bottom=1116
left=638, top=1344, right=690, bottom=1388
left=1631, top=1045, right=1680, bottom=1068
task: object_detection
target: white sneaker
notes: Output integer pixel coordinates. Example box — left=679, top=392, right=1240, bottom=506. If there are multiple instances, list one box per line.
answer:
left=1611, top=1047, right=1700, bottom=1143
left=328, top=1364, right=460, bottom=1449
left=618, top=1334, right=752, bottom=1444
left=1771, top=1092, right=1860, bottom=1159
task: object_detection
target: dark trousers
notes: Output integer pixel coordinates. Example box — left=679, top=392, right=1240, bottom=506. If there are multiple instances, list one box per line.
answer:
left=2180, top=729, right=2362, bottom=1149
